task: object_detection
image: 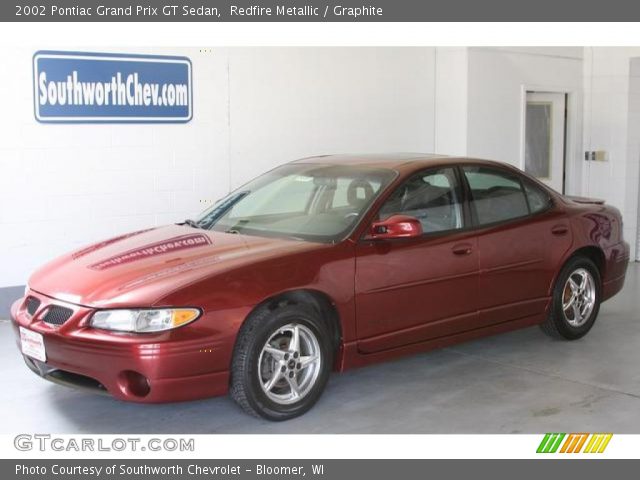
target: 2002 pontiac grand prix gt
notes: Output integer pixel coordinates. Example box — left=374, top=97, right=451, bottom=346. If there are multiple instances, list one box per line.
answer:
left=11, top=154, right=630, bottom=420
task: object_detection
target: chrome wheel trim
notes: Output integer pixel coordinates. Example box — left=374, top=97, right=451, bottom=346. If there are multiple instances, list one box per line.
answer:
left=258, top=323, right=322, bottom=405
left=562, top=268, right=596, bottom=327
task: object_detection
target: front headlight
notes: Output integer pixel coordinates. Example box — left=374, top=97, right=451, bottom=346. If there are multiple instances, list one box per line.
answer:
left=90, top=308, right=201, bottom=333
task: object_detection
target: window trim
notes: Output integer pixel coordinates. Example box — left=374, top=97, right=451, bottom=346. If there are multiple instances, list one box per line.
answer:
left=456, top=164, right=555, bottom=231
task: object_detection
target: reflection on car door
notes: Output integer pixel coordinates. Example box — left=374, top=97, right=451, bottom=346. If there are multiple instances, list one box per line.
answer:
left=355, top=167, right=479, bottom=353
left=461, top=166, right=573, bottom=326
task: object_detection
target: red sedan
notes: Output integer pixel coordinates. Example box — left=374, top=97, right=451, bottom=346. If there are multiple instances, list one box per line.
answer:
left=11, top=154, right=629, bottom=420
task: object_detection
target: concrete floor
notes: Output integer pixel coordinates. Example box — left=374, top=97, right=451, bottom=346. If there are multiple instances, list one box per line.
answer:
left=2, top=264, right=640, bottom=434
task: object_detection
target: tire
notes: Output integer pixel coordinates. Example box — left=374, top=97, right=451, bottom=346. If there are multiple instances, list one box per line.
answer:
left=540, top=255, right=601, bottom=340
left=230, top=303, right=333, bottom=421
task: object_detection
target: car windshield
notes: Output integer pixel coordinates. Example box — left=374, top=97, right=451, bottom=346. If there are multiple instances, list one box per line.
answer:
left=195, top=164, right=397, bottom=242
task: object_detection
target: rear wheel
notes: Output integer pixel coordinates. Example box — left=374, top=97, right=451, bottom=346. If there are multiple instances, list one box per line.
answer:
left=541, top=256, right=601, bottom=340
left=230, top=304, right=332, bottom=420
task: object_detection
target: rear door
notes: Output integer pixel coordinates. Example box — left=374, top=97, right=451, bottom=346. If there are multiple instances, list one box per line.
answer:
left=461, top=165, right=572, bottom=326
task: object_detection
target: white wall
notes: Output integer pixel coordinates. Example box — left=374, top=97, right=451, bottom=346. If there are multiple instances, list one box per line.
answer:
left=583, top=48, right=640, bottom=260
left=629, top=59, right=640, bottom=258
left=466, top=47, right=583, bottom=195
left=227, top=47, right=436, bottom=188
left=434, top=47, right=468, bottom=155
left=0, top=47, right=438, bottom=288
left=433, top=47, right=584, bottom=194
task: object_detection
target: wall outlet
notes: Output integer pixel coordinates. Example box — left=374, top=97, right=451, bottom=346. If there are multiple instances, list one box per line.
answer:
left=594, top=150, right=608, bottom=161
left=584, top=150, right=608, bottom=161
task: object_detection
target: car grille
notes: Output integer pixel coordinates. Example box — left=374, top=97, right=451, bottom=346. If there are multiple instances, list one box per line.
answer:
left=25, top=297, right=41, bottom=316
left=42, top=306, right=74, bottom=326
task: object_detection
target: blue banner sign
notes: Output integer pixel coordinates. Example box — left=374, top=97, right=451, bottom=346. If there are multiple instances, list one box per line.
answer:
left=33, top=51, right=192, bottom=123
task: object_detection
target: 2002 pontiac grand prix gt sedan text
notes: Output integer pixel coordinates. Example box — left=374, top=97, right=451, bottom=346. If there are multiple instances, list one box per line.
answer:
left=11, top=154, right=630, bottom=420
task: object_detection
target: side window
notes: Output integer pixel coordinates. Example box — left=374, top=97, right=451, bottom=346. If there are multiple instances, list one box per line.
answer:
left=462, top=166, right=529, bottom=225
left=523, top=180, right=552, bottom=214
left=378, top=167, right=463, bottom=233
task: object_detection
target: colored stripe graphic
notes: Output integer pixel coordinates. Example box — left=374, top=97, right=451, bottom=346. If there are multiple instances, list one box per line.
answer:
left=584, top=433, right=613, bottom=453
left=536, top=433, right=551, bottom=453
left=573, top=433, right=590, bottom=453
left=538, top=433, right=612, bottom=453
left=560, top=433, right=589, bottom=453
left=537, top=433, right=565, bottom=453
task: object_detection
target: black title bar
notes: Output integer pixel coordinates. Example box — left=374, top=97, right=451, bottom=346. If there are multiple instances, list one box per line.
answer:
left=5, top=459, right=640, bottom=480
left=4, top=0, right=640, bottom=22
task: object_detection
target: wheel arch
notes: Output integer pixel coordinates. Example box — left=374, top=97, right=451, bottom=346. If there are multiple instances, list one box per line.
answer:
left=549, top=245, right=606, bottom=297
left=242, top=288, right=343, bottom=355
left=570, top=245, right=606, bottom=280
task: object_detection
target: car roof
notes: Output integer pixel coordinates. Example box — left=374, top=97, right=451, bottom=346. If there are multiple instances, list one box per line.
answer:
left=291, top=153, right=511, bottom=172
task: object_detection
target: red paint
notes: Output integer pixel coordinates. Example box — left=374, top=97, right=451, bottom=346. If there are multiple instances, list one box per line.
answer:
left=89, top=233, right=212, bottom=270
left=10, top=155, right=630, bottom=403
left=369, top=215, right=423, bottom=240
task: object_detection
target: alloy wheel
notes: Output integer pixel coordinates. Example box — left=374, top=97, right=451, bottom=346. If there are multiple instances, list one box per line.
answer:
left=562, top=268, right=596, bottom=327
left=258, top=323, right=322, bottom=405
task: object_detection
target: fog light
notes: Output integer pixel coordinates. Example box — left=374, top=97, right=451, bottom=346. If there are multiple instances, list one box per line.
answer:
left=118, top=370, right=150, bottom=398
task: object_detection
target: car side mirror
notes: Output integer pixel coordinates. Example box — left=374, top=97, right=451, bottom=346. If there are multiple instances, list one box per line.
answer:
left=368, top=215, right=423, bottom=240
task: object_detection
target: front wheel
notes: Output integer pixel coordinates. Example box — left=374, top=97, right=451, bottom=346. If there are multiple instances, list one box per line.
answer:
left=230, top=304, right=333, bottom=420
left=541, top=256, right=601, bottom=340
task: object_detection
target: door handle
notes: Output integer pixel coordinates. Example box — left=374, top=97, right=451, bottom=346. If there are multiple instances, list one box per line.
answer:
left=452, top=243, right=473, bottom=255
left=551, top=224, right=569, bottom=236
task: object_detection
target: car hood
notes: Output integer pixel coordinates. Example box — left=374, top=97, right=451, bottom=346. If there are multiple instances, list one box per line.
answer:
left=28, top=225, right=314, bottom=308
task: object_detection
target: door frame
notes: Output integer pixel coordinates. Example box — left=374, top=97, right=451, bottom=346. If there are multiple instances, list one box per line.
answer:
left=518, top=85, right=579, bottom=195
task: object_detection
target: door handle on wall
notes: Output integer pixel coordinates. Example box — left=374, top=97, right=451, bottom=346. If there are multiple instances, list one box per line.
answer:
left=551, top=224, right=569, bottom=236
left=452, top=243, right=473, bottom=255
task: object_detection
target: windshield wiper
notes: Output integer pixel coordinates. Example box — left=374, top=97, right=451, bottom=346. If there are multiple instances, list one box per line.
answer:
left=181, top=219, right=202, bottom=229
left=199, top=191, right=251, bottom=229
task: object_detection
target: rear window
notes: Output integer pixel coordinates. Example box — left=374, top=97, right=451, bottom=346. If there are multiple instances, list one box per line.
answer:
left=523, top=180, right=552, bottom=213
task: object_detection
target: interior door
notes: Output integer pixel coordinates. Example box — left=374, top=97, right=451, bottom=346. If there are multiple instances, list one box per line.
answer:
left=524, top=92, right=566, bottom=193
left=355, top=167, right=479, bottom=353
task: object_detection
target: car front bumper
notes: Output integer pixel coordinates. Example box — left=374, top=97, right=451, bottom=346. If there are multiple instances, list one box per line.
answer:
left=10, top=291, right=230, bottom=403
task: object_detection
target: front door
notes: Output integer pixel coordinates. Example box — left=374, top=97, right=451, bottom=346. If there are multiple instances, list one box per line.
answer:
left=524, top=92, right=566, bottom=193
left=355, top=167, right=479, bottom=353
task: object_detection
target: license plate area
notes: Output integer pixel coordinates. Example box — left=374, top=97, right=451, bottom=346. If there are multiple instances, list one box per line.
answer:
left=20, top=327, right=46, bottom=362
